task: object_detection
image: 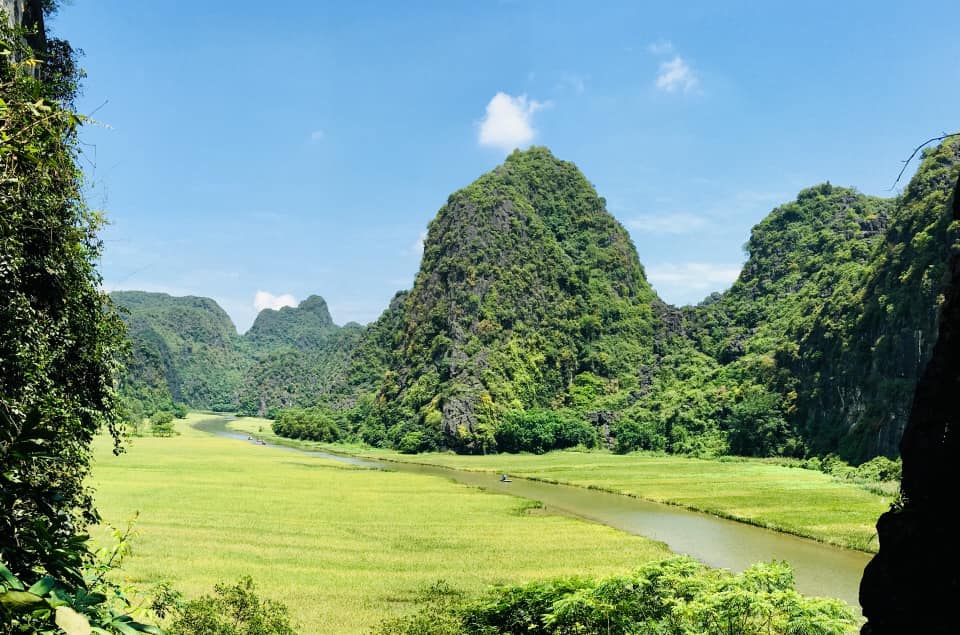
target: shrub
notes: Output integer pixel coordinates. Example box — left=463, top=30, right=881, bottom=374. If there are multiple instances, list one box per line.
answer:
left=398, top=431, right=426, bottom=454
left=494, top=410, right=597, bottom=454
left=272, top=407, right=343, bottom=442
left=167, top=576, right=298, bottom=635
left=380, top=557, right=855, bottom=635
left=150, top=411, right=176, bottom=437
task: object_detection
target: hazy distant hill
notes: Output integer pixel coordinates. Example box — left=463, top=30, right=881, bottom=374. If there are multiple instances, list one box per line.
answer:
left=112, top=292, right=368, bottom=417
left=112, top=291, right=246, bottom=413
left=243, top=295, right=338, bottom=354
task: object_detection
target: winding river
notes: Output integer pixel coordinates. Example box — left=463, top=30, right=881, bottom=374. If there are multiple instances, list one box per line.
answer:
left=195, top=417, right=871, bottom=609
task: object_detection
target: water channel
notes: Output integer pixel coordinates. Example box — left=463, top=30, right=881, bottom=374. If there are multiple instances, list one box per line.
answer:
left=195, top=416, right=871, bottom=609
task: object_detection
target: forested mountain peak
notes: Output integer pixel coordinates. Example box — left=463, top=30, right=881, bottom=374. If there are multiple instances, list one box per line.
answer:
left=114, top=141, right=960, bottom=463
left=297, top=294, right=336, bottom=321
left=111, top=290, right=239, bottom=349
left=367, top=146, right=663, bottom=452
left=244, top=294, right=337, bottom=353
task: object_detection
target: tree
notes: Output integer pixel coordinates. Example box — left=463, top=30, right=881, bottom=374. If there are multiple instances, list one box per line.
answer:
left=1, top=0, right=127, bottom=590
left=150, top=411, right=176, bottom=437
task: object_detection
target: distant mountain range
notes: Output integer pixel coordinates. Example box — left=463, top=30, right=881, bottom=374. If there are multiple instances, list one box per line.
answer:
left=113, top=139, right=960, bottom=461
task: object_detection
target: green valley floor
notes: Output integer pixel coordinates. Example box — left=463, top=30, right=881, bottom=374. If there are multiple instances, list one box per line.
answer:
left=90, top=414, right=670, bottom=633
left=228, top=418, right=889, bottom=553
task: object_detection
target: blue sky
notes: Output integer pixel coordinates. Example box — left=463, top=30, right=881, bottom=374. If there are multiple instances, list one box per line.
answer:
left=54, top=1, right=960, bottom=331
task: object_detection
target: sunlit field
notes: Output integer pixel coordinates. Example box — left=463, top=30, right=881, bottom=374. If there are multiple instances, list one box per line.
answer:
left=90, top=414, right=670, bottom=633
left=228, top=418, right=888, bottom=552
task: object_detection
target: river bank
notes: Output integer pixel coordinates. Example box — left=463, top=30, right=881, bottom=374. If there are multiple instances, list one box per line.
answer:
left=90, top=414, right=675, bottom=633
left=219, top=416, right=872, bottom=608
left=226, top=416, right=887, bottom=553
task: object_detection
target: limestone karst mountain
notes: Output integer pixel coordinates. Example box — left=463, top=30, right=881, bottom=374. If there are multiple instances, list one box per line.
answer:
left=116, top=141, right=960, bottom=461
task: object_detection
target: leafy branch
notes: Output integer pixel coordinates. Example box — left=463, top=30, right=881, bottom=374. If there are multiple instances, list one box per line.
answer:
left=893, top=132, right=960, bottom=189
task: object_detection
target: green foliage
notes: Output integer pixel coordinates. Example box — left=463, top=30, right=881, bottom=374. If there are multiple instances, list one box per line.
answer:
left=0, top=15, right=127, bottom=587
left=242, top=294, right=336, bottom=353
left=270, top=407, right=346, bottom=442
left=236, top=324, right=364, bottom=417
left=118, top=139, right=960, bottom=463
left=166, top=576, right=298, bottom=635
left=112, top=291, right=248, bottom=413
left=0, top=520, right=160, bottom=635
left=379, top=557, right=855, bottom=635
left=494, top=409, right=597, bottom=454
left=679, top=142, right=960, bottom=461
left=149, top=411, right=176, bottom=437
left=115, top=291, right=377, bottom=419
left=371, top=147, right=660, bottom=451
left=374, top=582, right=463, bottom=635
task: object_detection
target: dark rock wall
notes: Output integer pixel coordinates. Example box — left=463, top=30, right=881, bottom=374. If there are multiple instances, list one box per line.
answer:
left=860, top=170, right=960, bottom=633
left=1, top=0, right=45, bottom=53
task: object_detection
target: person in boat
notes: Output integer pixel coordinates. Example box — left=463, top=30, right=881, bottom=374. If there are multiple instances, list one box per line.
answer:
left=500, top=473, right=511, bottom=482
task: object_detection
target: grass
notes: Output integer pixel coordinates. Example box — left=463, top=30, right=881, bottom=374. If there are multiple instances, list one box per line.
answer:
left=228, top=418, right=888, bottom=553
left=90, top=414, right=670, bottom=634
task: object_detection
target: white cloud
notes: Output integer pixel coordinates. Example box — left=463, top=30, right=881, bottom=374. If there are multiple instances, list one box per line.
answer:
left=647, top=39, right=674, bottom=55
left=655, top=56, right=699, bottom=93
left=628, top=213, right=709, bottom=234
left=478, top=92, right=548, bottom=152
left=402, top=230, right=428, bottom=256
left=253, top=290, right=297, bottom=312
left=645, top=263, right=741, bottom=305
left=309, top=129, right=325, bottom=142
left=412, top=230, right=427, bottom=255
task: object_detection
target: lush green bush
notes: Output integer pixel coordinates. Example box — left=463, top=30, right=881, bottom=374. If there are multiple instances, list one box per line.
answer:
left=0, top=520, right=159, bottom=634
left=852, top=455, right=902, bottom=482
left=150, top=411, right=176, bottom=437
left=494, top=409, right=598, bottom=454
left=165, top=576, right=298, bottom=635
left=271, top=407, right=345, bottom=442
left=379, top=557, right=855, bottom=635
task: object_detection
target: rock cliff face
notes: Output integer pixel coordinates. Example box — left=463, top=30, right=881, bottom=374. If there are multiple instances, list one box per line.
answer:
left=1, top=0, right=45, bottom=55
left=377, top=147, right=662, bottom=449
left=859, top=167, right=960, bottom=633
left=681, top=140, right=960, bottom=461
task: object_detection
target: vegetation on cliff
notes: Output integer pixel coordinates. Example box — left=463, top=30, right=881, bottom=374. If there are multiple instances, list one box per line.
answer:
left=112, top=292, right=372, bottom=419
left=112, top=291, right=247, bottom=415
left=0, top=7, right=168, bottom=632
left=118, top=140, right=960, bottom=463
left=363, top=147, right=662, bottom=453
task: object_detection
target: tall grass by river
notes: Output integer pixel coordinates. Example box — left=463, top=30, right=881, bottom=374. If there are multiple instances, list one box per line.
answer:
left=90, top=414, right=670, bottom=633
left=229, top=418, right=889, bottom=552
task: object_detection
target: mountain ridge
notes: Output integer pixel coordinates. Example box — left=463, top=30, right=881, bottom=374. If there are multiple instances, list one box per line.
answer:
left=114, top=140, right=960, bottom=461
